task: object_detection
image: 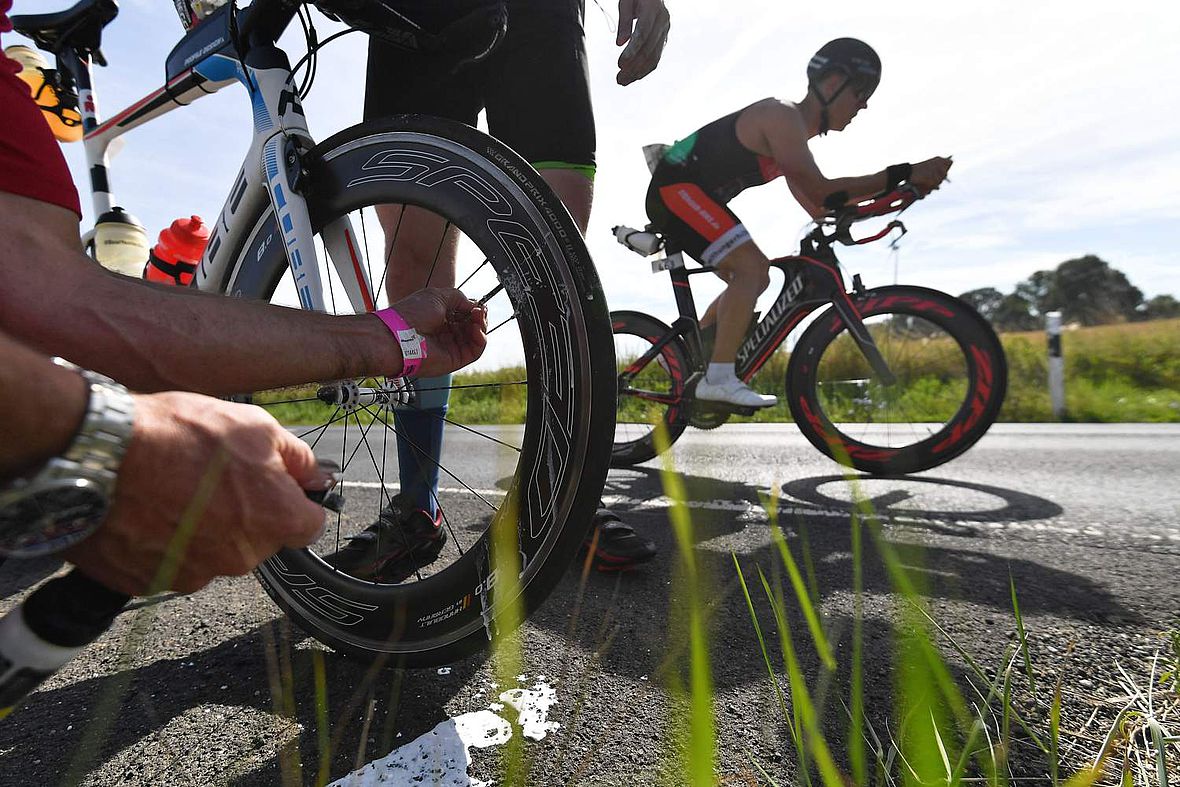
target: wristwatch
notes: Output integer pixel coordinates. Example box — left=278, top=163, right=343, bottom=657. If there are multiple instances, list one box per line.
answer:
left=0, top=361, right=136, bottom=558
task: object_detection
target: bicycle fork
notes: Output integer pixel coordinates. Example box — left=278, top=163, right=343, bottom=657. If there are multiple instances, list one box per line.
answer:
left=249, top=59, right=374, bottom=314
left=829, top=292, right=897, bottom=387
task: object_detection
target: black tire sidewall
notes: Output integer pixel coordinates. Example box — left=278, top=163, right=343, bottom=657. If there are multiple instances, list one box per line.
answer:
left=226, top=117, right=614, bottom=665
left=610, top=310, right=691, bottom=467
left=787, top=285, right=1007, bottom=475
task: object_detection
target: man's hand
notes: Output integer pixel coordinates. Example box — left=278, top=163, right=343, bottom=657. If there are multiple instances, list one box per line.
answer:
left=912, top=156, right=953, bottom=196
left=64, top=393, right=331, bottom=595
left=616, top=0, right=670, bottom=86
left=387, top=287, right=488, bottom=379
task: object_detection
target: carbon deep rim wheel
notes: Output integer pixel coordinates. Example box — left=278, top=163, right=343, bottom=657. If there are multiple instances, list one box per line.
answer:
left=223, top=117, right=614, bottom=665
left=786, top=285, right=1007, bottom=475
left=610, top=310, right=691, bottom=468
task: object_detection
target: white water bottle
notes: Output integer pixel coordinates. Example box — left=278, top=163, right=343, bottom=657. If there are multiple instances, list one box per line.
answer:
left=613, top=225, right=663, bottom=256
left=93, top=207, right=150, bottom=277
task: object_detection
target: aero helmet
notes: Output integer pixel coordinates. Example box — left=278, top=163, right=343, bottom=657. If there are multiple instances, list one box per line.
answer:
left=807, top=38, right=881, bottom=133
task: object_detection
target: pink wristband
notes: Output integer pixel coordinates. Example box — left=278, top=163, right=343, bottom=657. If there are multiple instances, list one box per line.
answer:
left=373, top=307, right=427, bottom=378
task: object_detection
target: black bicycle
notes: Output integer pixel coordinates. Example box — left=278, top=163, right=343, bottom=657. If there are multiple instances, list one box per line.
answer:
left=610, top=186, right=1008, bottom=476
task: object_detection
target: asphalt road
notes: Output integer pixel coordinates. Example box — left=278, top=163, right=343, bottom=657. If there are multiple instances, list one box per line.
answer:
left=2, top=424, right=1178, bottom=785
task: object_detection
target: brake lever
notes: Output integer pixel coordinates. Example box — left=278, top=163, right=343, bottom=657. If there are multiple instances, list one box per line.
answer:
left=846, top=219, right=906, bottom=247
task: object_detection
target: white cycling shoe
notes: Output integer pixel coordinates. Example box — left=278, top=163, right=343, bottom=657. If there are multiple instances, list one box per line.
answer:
left=694, top=377, right=778, bottom=408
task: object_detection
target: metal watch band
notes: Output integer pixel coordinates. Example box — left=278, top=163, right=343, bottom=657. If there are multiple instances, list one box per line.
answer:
left=0, top=362, right=135, bottom=557
left=51, top=360, right=136, bottom=487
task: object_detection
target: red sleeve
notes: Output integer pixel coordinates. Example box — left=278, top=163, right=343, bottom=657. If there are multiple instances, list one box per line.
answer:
left=0, top=50, right=83, bottom=217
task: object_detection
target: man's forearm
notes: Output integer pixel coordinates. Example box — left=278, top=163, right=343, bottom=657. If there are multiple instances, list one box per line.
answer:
left=5, top=264, right=402, bottom=395
left=0, top=331, right=88, bottom=481
left=0, top=201, right=402, bottom=395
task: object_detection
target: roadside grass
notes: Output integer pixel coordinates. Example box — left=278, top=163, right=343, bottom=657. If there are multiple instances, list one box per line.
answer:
left=263, top=319, right=1177, bottom=428
left=720, top=472, right=1180, bottom=785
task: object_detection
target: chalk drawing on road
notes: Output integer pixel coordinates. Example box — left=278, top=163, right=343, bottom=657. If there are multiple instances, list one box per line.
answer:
left=328, top=678, right=560, bottom=787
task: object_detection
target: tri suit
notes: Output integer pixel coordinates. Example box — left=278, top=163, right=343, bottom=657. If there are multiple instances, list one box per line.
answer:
left=646, top=108, right=782, bottom=266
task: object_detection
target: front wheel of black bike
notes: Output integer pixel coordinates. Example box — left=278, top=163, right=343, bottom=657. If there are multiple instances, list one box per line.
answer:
left=222, top=117, right=615, bottom=665
left=786, top=285, right=1007, bottom=475
left=611, top=310, right=691, bottom=467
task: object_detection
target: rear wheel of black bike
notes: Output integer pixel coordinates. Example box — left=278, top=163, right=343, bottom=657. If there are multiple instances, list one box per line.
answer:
left=611, top=310, right=691, bottom=467
left=787, top=285, right=1007, bottom=475
left=223, top=117, right=614, bottom=665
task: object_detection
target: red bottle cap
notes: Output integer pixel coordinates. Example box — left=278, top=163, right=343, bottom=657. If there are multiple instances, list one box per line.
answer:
left=154, top=215, right=209, bottom=263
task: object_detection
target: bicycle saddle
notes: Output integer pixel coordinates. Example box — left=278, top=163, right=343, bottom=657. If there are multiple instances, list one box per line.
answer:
left=10, top=0, right=118, bottom=65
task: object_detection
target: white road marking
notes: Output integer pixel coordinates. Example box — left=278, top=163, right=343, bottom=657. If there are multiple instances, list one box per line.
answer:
left=328, top=679, right=560, bottom=787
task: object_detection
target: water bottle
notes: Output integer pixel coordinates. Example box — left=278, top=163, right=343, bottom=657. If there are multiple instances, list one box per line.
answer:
left=613, top=225, right=663, bottom=256
left=3, top=45, right=83, bottom=143
left=144, top=215, right=209, bottom=286
left=93, top=208, right=151, bottom=277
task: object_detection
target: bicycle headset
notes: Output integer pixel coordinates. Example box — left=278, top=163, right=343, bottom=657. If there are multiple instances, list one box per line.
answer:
left=806, top=37, right=881, bottom=135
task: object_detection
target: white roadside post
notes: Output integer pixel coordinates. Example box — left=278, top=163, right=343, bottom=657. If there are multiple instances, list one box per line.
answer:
left=1046, top=311, right=1065, bottom=419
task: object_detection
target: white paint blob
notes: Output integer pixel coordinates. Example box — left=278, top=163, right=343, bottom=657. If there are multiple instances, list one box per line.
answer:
left=329, top=679, right=559, bottom=786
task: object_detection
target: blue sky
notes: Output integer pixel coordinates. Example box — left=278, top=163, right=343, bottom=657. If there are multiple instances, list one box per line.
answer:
left=9, top=0, right=1179, bottom=326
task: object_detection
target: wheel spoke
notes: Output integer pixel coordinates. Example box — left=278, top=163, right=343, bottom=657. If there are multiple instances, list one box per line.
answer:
left=362, top=404, right=502, bottom=513
left=487, top=313, right=518, bottom=336
left=456, top=258, right=492, bottom=290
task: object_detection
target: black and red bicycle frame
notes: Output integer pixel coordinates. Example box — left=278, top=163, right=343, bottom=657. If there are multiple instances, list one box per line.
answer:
left=619, top=186, right=921, bottom=403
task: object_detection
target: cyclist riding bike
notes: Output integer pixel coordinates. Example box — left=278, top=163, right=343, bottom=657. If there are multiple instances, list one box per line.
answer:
left=645, top=37, right=952, bottom=408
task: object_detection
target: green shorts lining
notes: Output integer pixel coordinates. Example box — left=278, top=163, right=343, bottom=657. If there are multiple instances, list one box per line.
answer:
left=531, top=161, right=596, bottom=180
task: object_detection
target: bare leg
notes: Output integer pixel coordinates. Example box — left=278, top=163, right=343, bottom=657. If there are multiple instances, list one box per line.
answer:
left=709, top=241, right=771, bottom=364
left=375, top=204, right=461, bottom=297
left=538, top=168, right=593, bottom=232
left=693, top=240, right=777, bottom=408
left=372, top=204, right=462, bottom=518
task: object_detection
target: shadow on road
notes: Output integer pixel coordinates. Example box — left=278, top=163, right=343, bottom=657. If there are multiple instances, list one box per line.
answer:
left=0, top=609, right=491, bottom=786
left=0, top=466, right=1138, bottom=786
left=528, top=465, right=1139, bottom=688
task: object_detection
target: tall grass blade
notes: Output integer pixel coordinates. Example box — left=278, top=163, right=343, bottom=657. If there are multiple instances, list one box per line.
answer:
left=1147, top=719, right=1169, bottom=787
left=1050, top=678, right=1062, bottom=786
left=312, top=648, right=331, bottom=787
left=490, top=487, right=526, bottom=784
left=1009, top=570, right=1036, bottom=692
left=849, top=509, right=866, bottom=787
left=757, top=569, right=846, bottom=787
left=733, top=554, right=791, bottom=724
left=767, top=524, right=836, bottom=671
left=655, top=422, right=716, bottom=786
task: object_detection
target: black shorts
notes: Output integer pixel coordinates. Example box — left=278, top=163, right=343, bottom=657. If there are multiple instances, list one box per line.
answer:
left=646, top=163, right=752, bottom=267
left=364, top=0, right=596, bottom=175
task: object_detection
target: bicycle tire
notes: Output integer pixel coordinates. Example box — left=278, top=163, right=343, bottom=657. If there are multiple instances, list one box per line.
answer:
left=786, top=285, right=1007, bottom=475
left=221, top=116, right=615, bottom=665
left=610, top=310, right=691, bottom=467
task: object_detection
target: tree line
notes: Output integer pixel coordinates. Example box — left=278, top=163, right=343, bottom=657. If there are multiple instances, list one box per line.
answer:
left=959, top=255, right=1180, bottom=331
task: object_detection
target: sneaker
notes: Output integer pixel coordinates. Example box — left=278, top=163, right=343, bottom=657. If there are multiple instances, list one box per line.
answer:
left=581, top=507, right=657, bottom=572
left=694, top=377, right=778, bottom=408
left=324, top=493, right=446, bottom=583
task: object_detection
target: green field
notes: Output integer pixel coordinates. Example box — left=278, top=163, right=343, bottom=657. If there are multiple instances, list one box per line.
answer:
left=265, top=318, right=1179, bottom=426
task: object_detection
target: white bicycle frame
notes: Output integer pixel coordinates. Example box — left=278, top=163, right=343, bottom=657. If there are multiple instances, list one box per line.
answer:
left=73, top=11, right=375, bottom=314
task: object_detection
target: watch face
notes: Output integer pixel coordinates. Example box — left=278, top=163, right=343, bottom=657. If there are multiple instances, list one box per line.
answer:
left=0, top=478, right=109, bottom=558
